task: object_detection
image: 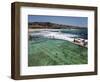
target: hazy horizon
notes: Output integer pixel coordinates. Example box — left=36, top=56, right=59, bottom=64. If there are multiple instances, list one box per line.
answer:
left=28, top=15, right=88, bottom=27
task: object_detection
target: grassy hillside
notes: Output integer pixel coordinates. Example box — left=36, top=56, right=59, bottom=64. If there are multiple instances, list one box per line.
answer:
left=28, top=38, right=87, bottom=66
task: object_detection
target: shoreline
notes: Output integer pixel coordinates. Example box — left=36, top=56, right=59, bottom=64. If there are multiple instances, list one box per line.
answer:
left=29, top=30, right=88, bottom=48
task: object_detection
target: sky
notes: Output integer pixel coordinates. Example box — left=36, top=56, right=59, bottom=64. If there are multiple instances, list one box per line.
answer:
left=28, top=15, right=88, bottom=27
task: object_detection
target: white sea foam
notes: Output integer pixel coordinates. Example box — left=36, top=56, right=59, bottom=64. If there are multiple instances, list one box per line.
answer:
left=29, top=30, right=78, bottom=42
